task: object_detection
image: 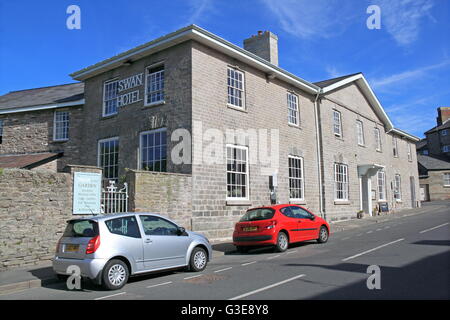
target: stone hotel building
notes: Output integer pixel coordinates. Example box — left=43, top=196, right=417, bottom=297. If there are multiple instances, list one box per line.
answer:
left=0, top=25, right=420, bottom=240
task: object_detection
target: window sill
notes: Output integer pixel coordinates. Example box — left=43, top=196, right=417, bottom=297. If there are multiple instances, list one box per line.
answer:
left=288, top=123, right=302, bottom=129
left=52, top=139, right=68, bottom=143
left=395, top=199, right=402, bottom=203
left=101, top=114, right=118, bottom=120
left=226, top=104, right=247, bottom=113
left=358, top=144, right=366, bottom=148
left=290, top=200, right=306, bottom=205
left=376, top=149, right=382, bottom=153
left=143, top=101, right=165, bottom=109
left=226, top=200, right=251, bottom=206
left=334, top=200, right=350, bottom=205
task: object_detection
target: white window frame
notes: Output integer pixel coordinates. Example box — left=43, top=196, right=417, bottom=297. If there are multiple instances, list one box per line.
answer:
left=333, top=110, right=342, bottom=137
left=227, top=67, right=245, bottom=109
left=139, top=128, right=167, bottom=172
left=443, top=173, right=450, bottom=187
left=442, top=145, right=450, bottom=153
left=98, top=137, right=119, bottom=181
left=392, top=136, right=399, bottom=157
left=394, top=174, right=402, bottom=201
left=287, top=92, right=300, bottom=126
left=103, top=79, right=119, bottom=117
left=356, top=120, right=365, bottom=146
left=374, top=127, right=382, bottom=151
left=144, top=63, right=165, bottom=106
left=53, top=110, right=69, bottom=141
left=226, top=144, right=249, bottom=200
left=441, top=129, right=448, bottom=136
left=377, top=170, right=386, bottom=201
left=334, top=163, right=349, bottom=201
left=288, top=155, right=305, bottom=201
left=407, top=143, right=412, bottom=161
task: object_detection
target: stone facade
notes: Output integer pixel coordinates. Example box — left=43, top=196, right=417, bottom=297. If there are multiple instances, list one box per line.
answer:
left=419, top=170, right=450, bottom=201
left=319, top=84, right=420, bottom=221
left=0, top=106, right=84, bottom=170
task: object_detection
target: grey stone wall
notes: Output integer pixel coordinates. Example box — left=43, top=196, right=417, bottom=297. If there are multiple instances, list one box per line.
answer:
left=0, top=168, right=72, bottom=270
left=0, top=106, right=84, bottom=171
left=126, top=169, right=193, bottom=229
left=419, top=170, right=450, bottom=201
left=0, top=166, right=102, bottom=271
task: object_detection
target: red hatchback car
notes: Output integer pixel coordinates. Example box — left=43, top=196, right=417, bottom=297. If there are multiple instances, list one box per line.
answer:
left=233, top=204, right=330, bottom=253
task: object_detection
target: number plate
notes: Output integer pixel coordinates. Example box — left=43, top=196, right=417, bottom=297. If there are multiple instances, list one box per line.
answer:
left=65, top=244, right=79, bottom=252
left=243, top=227, right=257, bottom=232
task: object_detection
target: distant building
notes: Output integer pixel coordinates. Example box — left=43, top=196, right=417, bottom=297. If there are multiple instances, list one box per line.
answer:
left=416, top=107, right=450, bottom=201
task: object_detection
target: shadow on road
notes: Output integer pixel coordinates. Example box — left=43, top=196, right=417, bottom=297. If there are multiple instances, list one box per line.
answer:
left=214, top=241, right=315, bottom=256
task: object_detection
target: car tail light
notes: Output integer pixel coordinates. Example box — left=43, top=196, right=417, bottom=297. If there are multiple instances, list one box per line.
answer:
left=86, top=235, right=100, bottom=254
left=55, top=239, right=61, bottom=253
left=265, top=220, right=277, bottom=230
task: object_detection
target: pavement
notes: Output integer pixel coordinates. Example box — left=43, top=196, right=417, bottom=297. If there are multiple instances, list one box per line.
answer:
left=0, top=200, right=448, bottom=298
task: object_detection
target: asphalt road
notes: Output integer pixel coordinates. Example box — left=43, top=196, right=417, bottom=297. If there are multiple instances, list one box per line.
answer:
left=1, top=203, right=449, bottom=300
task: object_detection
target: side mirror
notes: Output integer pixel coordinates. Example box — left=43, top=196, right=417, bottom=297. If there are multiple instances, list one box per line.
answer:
left=177, top=227, right=187, bottom=236
left=310, top=215, right=316, bottom=221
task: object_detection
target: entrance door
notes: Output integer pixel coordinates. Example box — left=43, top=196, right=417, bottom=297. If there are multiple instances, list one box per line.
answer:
left=361, top=175, right=372, bottom=215
left=410, top=176, right=416, bottom=207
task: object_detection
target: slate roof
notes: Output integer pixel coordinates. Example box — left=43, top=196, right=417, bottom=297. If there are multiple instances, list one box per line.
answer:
left=0, top=152, right=62, bottom=169
left=416, top=139, right=428, bottom=150
left=417, top=154, right=450, bottom=171
left=313, top=72, right=362, bottom=88
left=425, top=119, right=450, bottom=134
left=0, top=83, right=84, bottom=111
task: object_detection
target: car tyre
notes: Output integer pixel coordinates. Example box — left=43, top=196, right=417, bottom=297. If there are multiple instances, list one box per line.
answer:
left=317, top=226, right=329, bottom=243
left=102, top=259, right=129, bottom=290
left=189, top=247, right=208, bottom=272
left=275, top=231, right=289, bottom=252
left=236, top=246, right=249, bottom=253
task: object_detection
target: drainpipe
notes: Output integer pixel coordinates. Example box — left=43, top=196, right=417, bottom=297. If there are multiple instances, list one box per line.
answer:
left=313, top=89, right=325, bottom=219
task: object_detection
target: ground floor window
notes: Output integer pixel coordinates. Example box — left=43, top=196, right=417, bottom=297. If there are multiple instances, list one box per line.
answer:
left=98, top=137, right=119, bottom=180
left=289, top=155, right=304, bottom=201
left=140, top=128, right=167, bottom=172
left=378, top=170, right=386, bottom=201
left=334, top=163, right=349, bottom=201
left=394, top=174, right=402, bottom=201
left=443, top=173, right=450, bottom=187
left=226, top=145, right=249, bottom=200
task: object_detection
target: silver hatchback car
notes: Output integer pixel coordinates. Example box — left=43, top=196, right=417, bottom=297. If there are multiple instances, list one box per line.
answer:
left=53, top=212, right=212, bottom=290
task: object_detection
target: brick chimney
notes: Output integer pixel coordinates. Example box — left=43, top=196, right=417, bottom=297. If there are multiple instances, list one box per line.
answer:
left=436, top=107, right=450, bottom=125
left=243, top=31, right=279, bottom=66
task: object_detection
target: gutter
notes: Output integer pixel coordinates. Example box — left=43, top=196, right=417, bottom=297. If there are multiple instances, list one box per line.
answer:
left=313, top=89, right=325, bottom=219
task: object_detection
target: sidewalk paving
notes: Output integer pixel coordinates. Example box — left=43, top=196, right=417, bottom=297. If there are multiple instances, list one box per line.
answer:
left=1, top=201, right=447, bottom=295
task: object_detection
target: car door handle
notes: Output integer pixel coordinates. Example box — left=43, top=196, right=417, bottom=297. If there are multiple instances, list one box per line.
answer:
left=145, top=239, right=152, bottom=244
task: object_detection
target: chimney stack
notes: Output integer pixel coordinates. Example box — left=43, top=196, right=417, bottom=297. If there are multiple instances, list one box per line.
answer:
left=437, top=107, right=450, bottom=125
left=243, top=31, right=279, bottom=66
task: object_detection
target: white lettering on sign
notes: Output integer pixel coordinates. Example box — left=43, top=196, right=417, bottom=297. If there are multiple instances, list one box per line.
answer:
left=118, top=73, right=143, bottom=93
left=118, top=90, right=141, bottom=107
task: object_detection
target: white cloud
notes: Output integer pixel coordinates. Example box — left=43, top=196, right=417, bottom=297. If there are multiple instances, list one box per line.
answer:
left=186, top=0, right=213, bottom=24
left=377, top=0, right=434, bottom=46
left=370, top=59, right=450, bottom=90
left=261, top=0, right=357, bottom=39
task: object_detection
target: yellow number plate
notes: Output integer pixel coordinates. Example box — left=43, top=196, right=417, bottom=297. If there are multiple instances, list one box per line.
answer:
left=65, top=244, right=79, bottom=252
left=243, top=227, right=257, bottom=232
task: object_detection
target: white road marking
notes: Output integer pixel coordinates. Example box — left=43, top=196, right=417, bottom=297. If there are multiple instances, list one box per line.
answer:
left=241, top=261, right=257, bottom=266
left=94, top=292, right=126, bottom=300
left=342, top=238, right=405, bottom=262
left=183, top=274, right=203, bottom=280
left=419, top=222, right=449, bottom=234
left=146, top=281, right=172, bottom=288
left=214, top=267, right=232, bottom=273
left=367, top=231, right=373, bottom=234
left=384, top=226, right=390, bottom=229
left=267, top=255, right=280, bottom=260
left=376, top=228, right=382, bottom=231
left=342, top=237, right=350, bottom=240
left=356, top=233, right=363, bottom=236
left=229, top=274, right=306, bottom=300
left=286, top=250, right=297, bottom=255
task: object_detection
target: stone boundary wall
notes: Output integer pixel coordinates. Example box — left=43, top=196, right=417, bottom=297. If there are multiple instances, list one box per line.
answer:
left=0, top=166, right=102, bottom=271
left=126, top=169, right=193, bottom=230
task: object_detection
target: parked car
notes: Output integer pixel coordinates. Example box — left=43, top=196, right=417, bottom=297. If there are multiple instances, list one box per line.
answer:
left=53, top=212, right=212, bottom=290
left=233, top=204, right=330, bottom=253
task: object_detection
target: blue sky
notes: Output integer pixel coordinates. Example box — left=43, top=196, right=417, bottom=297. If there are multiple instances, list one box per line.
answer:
left=1, top=0, right=449, bottom=138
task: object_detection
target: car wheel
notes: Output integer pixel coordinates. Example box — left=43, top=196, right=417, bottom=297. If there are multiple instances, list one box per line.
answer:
left=275, top=231, right=289, bottom=252
left=102, top=259, right=129, bottom=290
left=236, top=246, right=249, bottom=253
left=189, top=247, right=208, bottom=272
left=317, top=226, right=329, bottom=243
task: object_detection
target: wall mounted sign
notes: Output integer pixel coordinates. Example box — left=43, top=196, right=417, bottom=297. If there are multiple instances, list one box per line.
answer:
left=73, top=172, right=102, bottom=215
left=117, top=73, right=143, bottom=108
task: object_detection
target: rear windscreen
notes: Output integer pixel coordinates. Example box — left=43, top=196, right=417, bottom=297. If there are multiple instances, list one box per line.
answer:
left=240, top=208, right=275, bottom=222
left=63, top=220, right=99, bottom=237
